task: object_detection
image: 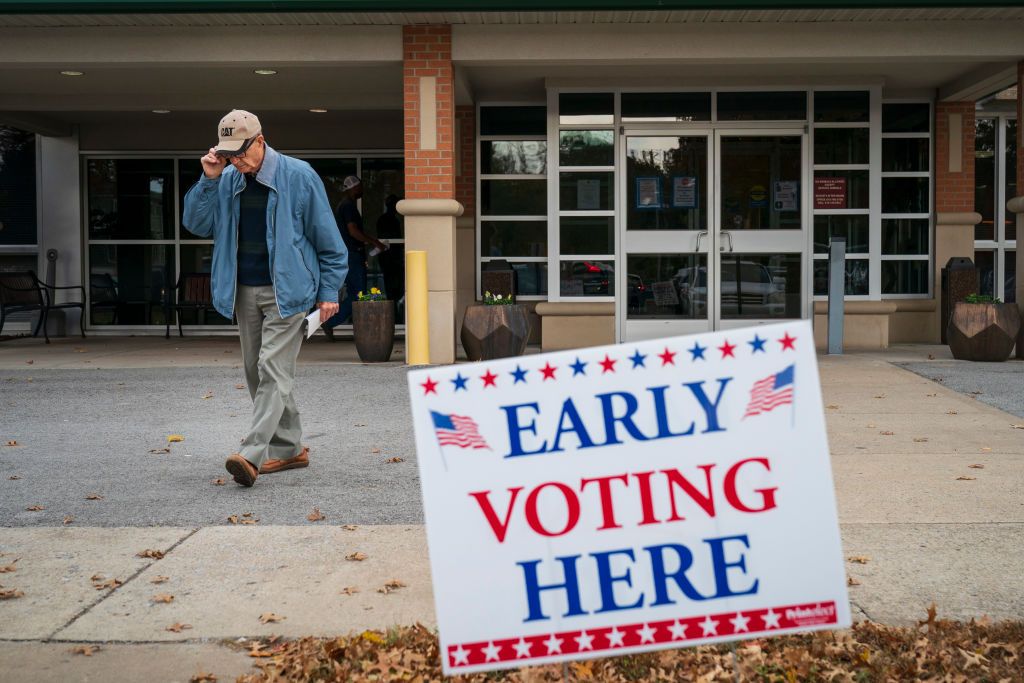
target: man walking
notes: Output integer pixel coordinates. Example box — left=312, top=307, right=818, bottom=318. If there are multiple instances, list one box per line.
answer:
left=183, top=110, right=347, bottom=487
left=322, top=175, right=387, bottom=338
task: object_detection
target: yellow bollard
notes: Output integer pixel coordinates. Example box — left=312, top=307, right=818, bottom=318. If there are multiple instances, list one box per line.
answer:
left=406, top=249, right=430, bottom=365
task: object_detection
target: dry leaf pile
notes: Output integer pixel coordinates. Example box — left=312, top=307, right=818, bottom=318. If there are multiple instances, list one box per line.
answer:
left=0, top=587, right=24, bottom=600
left=69, top=645, right=100, bottom=656
left=346, top=552, right=368, bottom=562
left=235, top=612, right=1024, bottom=683
left=307, top=508, right=326, bottom=522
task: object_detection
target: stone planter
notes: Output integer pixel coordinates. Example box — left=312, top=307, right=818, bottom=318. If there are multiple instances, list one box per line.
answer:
left=947, top=302, right=1021, bottom=362
left=460, top=304, right=530, bottom=361
left=352, top=300, right=395, bottom=363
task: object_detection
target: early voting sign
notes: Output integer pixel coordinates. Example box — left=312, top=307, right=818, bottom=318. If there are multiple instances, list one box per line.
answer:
left=408, top=320, right=849, bottom=675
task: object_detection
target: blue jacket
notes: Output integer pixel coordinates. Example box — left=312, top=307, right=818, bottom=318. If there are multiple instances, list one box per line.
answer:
left=182, top=145, right=348, bottom=320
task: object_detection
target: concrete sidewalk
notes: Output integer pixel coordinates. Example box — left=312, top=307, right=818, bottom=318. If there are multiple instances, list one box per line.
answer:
left=1, top=339, right=1022, bottom=682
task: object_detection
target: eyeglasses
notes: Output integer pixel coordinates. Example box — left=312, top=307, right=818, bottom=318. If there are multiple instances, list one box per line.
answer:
left=218, top=136, right=260, bottom=160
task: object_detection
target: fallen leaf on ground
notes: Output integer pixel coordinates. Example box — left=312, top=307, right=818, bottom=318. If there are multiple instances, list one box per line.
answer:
left=211, top=478, right=226, bottom=486
left=370, top=447, right=381, bottom=453
left=968, top=464, right=985, bottom=469
left=346, top=552, right=368, bottom=562
left=981, top=447, right=992, bottom=452
left=926, top=393, right=937, bottom=397
left=167, top=435, right=184, bottom=443
left=201, top=392, right=213, bottom=400
left=340, top=586, right=359, bottom=596
left=259, top=612, right=285, bottom=624
left=956, top=476, right=977, bottom=481
left=866, top=423, right=876, bottom=428
left=190, top=673, right=217, bottom=682
left=166, top=623, right=193, bottom=633
left=85, top=494, right=103, bottom=500
left=235, top=384, right=245, bottom=390
left=69, top=645, right=99, bottom=656
left=8, top=475, right=20, bottom=480
left=25, top=360, right=33, bottom=365
left=384, top=457, right=404, bottom=463
left=307, top=507, right=326, bottom=522
left=879, top=431, right=894, bottom=436
left=25, top=505, right=43, bottom=511
left=137, top=549, right=165, bottom=560
left=4, top=440, right=17, bottom=446
left=927, top=353, right=935, bottom=360
left=913, top=438, right=929, bottom=443
left=377, top=579, right=407, bottom=594
left=149, top=448, right=171, bottom=454
left=90, top=574, right=104, bottom=581
left=1009, top=423, right=1024, bottom=430
left=354, top=423, right=367, bottom=427
left=93, top=578, right=122, bottom=590
left=341, top=525, right=358, bottom=531
left=242, top=512, right=254, bottom=517
left=152, top=594, right=175, bottom=603
left=0, top=588, right=25, bottom=599
left=826, top=404, right=839, bottom=410
left=847, top=577, right=861, bottom=586
left=227, top=515, right=239, bottom=524
left=247, top=644, right=275, bottom=659
left=150, top=575, right=170, bottom=584
left=873, top=394, right=886, bottom=399
left=947, top=410, right=958, bottom=415
left=239, top=518, right=258, bottom=525
left=63, top=516, right=74, bottom=525
left=970, top=390, right=983, bottom=396
left=0, top=560, right=17, bottom=573
left=847, top=556, right=871, bottom=564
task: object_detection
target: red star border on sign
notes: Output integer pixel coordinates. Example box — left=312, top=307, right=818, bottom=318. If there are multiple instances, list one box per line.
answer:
left=540, top=363, right=557, bottom=380
left=779, top=332, right=797, bottom=351
left=421, top=377, right=438, bottom=395
left=658, top=347, right=676, bottom=366
left=599, top=355, right=617, bottom=373
left=480, top=370, right=498, bottom=388
left=718, top=340, right=736, bottom=358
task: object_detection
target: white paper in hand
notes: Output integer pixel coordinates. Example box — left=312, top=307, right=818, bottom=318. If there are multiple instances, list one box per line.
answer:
left=304, top=309, right=321, bottom=339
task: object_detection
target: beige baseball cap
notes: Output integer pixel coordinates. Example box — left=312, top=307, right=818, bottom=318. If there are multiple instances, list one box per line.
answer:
left=215, top=109, right=262, bottom=155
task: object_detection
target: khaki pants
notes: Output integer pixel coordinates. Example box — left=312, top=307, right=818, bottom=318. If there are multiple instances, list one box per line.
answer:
left=235, top=285, right=306, bottom=467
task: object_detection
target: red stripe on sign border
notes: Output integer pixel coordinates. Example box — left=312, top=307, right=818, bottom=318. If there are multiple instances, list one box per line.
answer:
left=446, top=601, right=838, bottom=669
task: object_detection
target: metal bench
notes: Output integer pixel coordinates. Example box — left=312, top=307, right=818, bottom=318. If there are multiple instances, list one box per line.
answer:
left=0, top=270, right=86, bottom=343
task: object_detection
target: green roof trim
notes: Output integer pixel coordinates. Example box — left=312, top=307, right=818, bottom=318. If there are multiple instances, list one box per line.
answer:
left=0, top=0, right=1021, bottom=13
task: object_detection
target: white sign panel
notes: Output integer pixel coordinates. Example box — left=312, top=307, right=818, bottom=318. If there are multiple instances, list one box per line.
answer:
left=408, top=321, right=849, bottom=675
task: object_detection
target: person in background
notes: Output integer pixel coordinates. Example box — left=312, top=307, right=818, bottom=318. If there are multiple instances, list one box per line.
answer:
left=376, top=194, right=405, bottom=310
left=323, top=175, right=386, bottom=340
left=182, top=109, right=347, bottom=487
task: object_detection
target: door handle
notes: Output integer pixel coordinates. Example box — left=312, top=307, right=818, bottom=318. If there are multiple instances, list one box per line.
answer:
left=695, top=231, right=708, bottom=252
left=720, top=231, right=734, bottom=252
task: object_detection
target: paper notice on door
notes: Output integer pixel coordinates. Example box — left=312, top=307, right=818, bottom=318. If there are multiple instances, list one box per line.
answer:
left=305, top=309, right=322, bottom=339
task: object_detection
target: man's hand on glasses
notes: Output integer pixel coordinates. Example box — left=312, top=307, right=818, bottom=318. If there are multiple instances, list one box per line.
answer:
left=201, top=148, right=227, bottom=179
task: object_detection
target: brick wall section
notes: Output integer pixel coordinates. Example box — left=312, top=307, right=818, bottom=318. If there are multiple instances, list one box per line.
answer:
left=934, top=101, right=976, bottom=214
left=455, top=105, right=476, bottom=213
left=403, top=25, right=454, bottom=200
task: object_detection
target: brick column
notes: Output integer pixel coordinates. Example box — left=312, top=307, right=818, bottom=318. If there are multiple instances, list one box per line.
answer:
left=1012, top=62, right=1024, bottom=356
left=399, top=25, right=463, bottom=364
left=934, top=101, right=981, bottom=342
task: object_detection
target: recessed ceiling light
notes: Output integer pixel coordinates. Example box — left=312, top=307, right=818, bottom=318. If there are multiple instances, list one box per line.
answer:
left=254, top=69, right=277, bottom=76
left=152, top=109, right=171, bottom=114
left=309, top=108, right=328, bottom=113
left=60, top=70, right=84, bottom=76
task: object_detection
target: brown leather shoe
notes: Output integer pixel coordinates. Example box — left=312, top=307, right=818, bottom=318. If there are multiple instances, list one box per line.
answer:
left=260, top=446, right=309, bottom=475
left=225, top=453, right=259, bottom=487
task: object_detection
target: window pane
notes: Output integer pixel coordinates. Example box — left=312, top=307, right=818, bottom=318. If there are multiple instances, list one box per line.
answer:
left=559, top=172, right=613, bottom=211
left=813, top=215, right=869, bottom=254
left=716, top=91, right=806, bottom=121
left=719, top=253, right=802, bottom=319
left=302, top=157, right=359, bottom=218
left=89, top=244, right=174, bottom=325
left=1006, top=119, right=1017, bottom=241
left=500, top=262, right=547, bottom=297
left=882, top=103, right=930, bottom=133
left=481, top=141, right=547, bottom=175
left=974, top=250, right=995, bottom=298
left=560, top=216, right=613, bottom=255
left=480, top=106, right=546, bottom=136
left=814, top=128, right=869, bottom=165
left=481, top=179, right=546, bottom=216
left=360, top=157, right=405, bottom=240
left=881, top=260, right=929, bottom=295
left=882, top=218, right=929, bottom=255
left=882, top=177, right=929, bottom=214
left=559, top=130, right=614, bottom=167
left=882, top=138, right=930, bottom=173
left=559, top=93, right=613, bottom=125
left=813, top=91, right=869, bottom=123
left=721, top=136, right=803, bottom=229
left=480, top=221, right=547, bottom=257
left=1005, top=250, right=1016, bottom=304
left=813, top=170, right=869, bottom=210
left=621, top=92, right=711, bottom=122
left=813, top=258, right=869, bottom=296
left=0, top=126, right=37, bottom=246
left=560, top=259, right=614, bottom=297
left=88, top=159, right=174, bottom=240
left=626, top=254, right=708, bottom=319
left=178, top=159, right=206, bottom=240
left=179, top=244, right=231, bottom=325
left=974, top=118, right=996, bottom=240
left=626, top=135, right=708, bottom=231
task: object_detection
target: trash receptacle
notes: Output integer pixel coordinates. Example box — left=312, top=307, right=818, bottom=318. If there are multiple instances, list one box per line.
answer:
left=941, top=257, right=978, bottom=344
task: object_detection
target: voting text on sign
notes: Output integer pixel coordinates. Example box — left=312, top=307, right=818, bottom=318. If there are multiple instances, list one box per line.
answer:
left=408, top=320, right=850, bottom=675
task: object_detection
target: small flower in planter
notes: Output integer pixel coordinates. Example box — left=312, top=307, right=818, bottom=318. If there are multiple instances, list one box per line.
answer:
left=357, top=287, right=387, bottom=302
left=483, top=290, right=516, bottom=306
left=964, top=294, right=1002, bottom=304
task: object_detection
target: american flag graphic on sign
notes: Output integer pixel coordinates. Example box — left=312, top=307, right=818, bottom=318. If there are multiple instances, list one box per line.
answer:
left=744, top=365, right=795, bottom=418
left=432, top=411, right=491, bottom=450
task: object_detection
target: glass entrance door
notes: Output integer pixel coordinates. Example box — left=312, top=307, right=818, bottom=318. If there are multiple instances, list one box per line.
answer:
left=713, top=130, right=808, bottom=329
left=620, top=132, right=713, bottom=341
